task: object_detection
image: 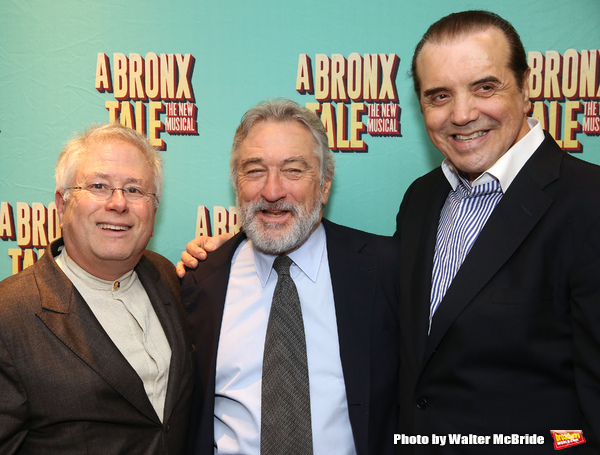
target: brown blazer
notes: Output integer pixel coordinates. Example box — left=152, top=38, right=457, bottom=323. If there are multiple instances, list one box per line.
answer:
left=0, top=239, right=194, bottom=454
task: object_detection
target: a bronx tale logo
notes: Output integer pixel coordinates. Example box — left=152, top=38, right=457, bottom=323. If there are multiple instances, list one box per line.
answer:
left=528, top=48, right=600, bottom=151
left=296, top=53, right=402, bottom=152
left=95, top=52, right=197, bottom=150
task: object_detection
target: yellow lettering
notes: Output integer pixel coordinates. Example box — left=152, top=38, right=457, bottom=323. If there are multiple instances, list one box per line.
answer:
left=347, top=53, right=362, bottom=101
left=580, top=50, right=598, bottom=99
left=530, top=101, right=547, bottom=129
left=315, top=54, right=330, bottom=102
left=296, top=54, right=312, bottom=93
left=350, top=102, right=366, bottom=150
left=175, top=54, right=194, bottom=100
left=563, top=49, right=579, bottom=99
left=195, top=206, right=211, bottom=237
left=160, top=53, right=176, bottom=100
left=528, top=51, right=544, bottom=100
left=47, top=201, right=61, bottom=243
left=548, top=101, right=563, bottom=147
left=213, top=206, right=230, bottom=235
left=8, top=248, right=23, bottom=275
left=129, top=53, right=145, bottom=100
left=331, top=54, right=347, bottom=101
left=135, top=101, right=146, bottom=135
left=228, top=206, right=241, bottom=235
left=95, top=52, right=112, bottom=92
left=146, top=52, right=160, bottom=100
left=16, top=202, right=31, bottom=248
left=120, top=102, right=135, bottom=129
left=148, top=101, right=165, bottom=149
left=362, top=54, right=378, bottom=101
left=105, top=100, right=120, bottom=123
left=320, top=103, right=336, bottom=149
left=31, top=203, right=47, bottom=249
left=379, top=53, right=399, bottom=101
left=564, top=101, right=583, bottom=151
left=0, top=201, right=15, bottom=240
left=544, top=51, right=562, bottom=100
left=114, top=53, right=129, bottom=100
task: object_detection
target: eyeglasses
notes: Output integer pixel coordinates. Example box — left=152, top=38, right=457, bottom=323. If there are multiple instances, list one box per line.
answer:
left=65, top=183, right=156, bottom=203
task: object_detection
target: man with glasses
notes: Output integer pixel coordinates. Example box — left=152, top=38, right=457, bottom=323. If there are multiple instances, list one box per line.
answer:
left=0, top=123, right=194, bottom=454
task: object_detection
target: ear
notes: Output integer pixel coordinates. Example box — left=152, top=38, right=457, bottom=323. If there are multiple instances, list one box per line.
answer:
left=55, top=191, right=66, bottom=225
left=151, top=206, right=157, bottom=237
left=521, top=68, right=531, bottom=114
left=321, top=176, right=333, bottom=205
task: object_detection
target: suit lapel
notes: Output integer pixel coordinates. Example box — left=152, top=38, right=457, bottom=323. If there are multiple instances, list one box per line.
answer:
left=403, top=172, right=450, bottom=369
left=425, top=135, right=562, bottom=362
left=323, top=219, right=374, bottom=454
left=136, top=255, right=189, bottom=424
left=34, top=245, right=158, bottom=421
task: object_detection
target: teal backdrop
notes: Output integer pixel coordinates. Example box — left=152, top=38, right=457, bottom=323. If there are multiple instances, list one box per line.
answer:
left=1, top=0, right=599, bottom=278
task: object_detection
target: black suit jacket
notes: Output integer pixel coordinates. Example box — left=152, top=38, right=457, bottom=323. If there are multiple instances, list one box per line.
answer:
left=182, top=219, right=400, bottom=455
left=0, top=239, right=195, bottom=454
left=395, top=132, right=600, bottom=454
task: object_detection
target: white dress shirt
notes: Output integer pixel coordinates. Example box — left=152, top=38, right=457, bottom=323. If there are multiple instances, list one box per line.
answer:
left=214, top=223, right=356, bottom=455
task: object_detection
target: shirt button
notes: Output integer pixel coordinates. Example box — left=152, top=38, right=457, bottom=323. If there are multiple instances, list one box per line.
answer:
left=113, top=281, right=120, bottom=291
left=416, top=397, right=428, bottom=409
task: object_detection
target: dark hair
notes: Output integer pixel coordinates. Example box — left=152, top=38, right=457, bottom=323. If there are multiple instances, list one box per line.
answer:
left=411, top=10, right=529, bottom=99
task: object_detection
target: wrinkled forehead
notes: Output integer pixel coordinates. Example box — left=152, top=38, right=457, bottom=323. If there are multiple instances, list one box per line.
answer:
left=239, top=121, right=319, bottom=162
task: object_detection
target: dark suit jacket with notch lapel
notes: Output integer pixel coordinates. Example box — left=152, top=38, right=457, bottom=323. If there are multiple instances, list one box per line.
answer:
left=0, top=238, right=195, bottom=454
left=395, top=131, right=600, bottom=454
left=181, top=218, right=401, bottom=455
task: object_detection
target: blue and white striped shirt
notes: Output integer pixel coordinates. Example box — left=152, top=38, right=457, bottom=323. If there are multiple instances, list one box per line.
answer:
left=430, top=176, right=502, bottom=322
left=429, top=118, right=545, bottom=329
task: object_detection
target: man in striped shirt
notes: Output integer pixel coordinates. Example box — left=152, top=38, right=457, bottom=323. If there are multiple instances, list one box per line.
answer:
left=395, top=10, right=600, bottom=454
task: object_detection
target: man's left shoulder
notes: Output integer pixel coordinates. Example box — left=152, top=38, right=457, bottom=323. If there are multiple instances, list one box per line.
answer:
left=141, top=249, right=175, bottom=269
left=322, top=219, right=400, bottom=256
left=138, top=250, right=178, bottom=286
left=562, top=151, right=600, bottom=181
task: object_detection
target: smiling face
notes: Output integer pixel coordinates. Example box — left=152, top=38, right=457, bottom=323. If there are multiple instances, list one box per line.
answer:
left=416, top=27, right=531, bottom=182
left=236, top=120, right=332, bottom=255
left=56, top=139, right=157, bottom=280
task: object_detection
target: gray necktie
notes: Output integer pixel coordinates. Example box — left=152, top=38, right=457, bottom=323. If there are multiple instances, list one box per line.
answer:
left=261, top=255, right=313, bottom=455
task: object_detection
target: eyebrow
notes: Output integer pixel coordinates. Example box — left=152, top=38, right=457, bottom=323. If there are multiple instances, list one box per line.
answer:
left=471, top=76, right=501, bottom=87
left=240, top=156, right=311, bottom=168
left=422, top=86, right=447, bottom=99
left=83, top=172, right=144, bottom=184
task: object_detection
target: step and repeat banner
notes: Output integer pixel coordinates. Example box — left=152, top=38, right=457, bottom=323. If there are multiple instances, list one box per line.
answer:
left=1, top=0, right=599, bottom=279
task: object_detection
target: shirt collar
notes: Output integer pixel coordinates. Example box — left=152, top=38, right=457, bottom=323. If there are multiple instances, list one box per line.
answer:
left=441, top=117, right=544, bottom=193
left=252, top=222, right=326, bottom=288
left=56, top=246, right=136, bottom=291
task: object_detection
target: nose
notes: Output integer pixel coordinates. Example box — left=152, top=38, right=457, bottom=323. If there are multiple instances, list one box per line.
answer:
left=450, top=94, right=478, bottom=126
left=106, top=188, right=129, bottom=213
left=261, top=171, right=287, bottom=202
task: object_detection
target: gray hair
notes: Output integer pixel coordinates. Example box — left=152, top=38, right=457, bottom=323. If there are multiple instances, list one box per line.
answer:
left=229, top=98, right=335, bottom=188
left=55, top=122, right=163, bottom=207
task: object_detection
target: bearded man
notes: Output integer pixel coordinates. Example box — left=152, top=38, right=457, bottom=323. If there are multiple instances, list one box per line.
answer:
left=181, top=99, right=400, bottom=455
